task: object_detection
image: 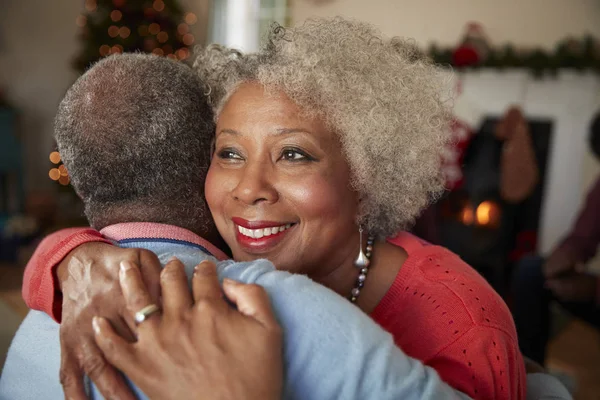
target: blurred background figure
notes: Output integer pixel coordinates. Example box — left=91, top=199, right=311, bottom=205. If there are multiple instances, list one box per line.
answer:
left=513, top=115, right=600, bottom=364
left=1, top=0, right=599, bottom=397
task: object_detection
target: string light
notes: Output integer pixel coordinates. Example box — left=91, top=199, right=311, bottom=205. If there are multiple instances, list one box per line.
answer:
left=99, top=45, right=111, bottom=56
left=111, top=44, right=123, bottom=54
left=182, top=33, right=195, bottom=46
left=58, top=165, right=68, bottom=176
left=85, top=0, right=97, bottom=12
left=108, top=25, right=120, bottom=38
left=49, top=168, right=61, bottom=181
left=153, top=0, right=165, bottom=12
left=113, top=0, right=126, bottom=7
left=157, top=31, right=168, bottom=43
left=49, top=151, right=61, bottom=164
left=152, top=48, right=164, bottom=56
left=110, top=10, right=122, bottom=22
left=59, top=175, right=71, bottom=186
left=184, top=12, right=197, bottom=25
left=119, top=26, right=131, bottom=39
left=76, top=15, right=87, bottom=28
left=167, top=54, right=177, bottom=60
left=176, top=48, right=189, bottom=60
left=177, top=23, right=189, bottom=35
left=148, top=23, right=160, bottom=35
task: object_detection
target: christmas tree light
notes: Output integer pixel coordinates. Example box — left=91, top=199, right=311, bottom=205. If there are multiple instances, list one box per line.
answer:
left=73, top=0, right=195, bottom=71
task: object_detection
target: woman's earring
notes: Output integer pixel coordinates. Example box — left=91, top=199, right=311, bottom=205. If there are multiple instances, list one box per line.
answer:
left=354, top=227, right=370, bottom=268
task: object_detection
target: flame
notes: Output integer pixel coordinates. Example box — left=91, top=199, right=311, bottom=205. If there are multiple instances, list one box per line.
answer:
left=475, top=201, right=500, bottom=227
left=461, top=204, right=474, bottom=225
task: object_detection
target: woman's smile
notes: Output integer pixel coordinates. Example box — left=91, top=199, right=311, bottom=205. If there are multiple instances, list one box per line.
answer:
left=232, top=217, right=297, bottom=254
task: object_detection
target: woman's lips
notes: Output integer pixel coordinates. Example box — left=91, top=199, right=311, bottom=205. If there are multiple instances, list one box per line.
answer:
left=232, top=217, right=296, bottom=253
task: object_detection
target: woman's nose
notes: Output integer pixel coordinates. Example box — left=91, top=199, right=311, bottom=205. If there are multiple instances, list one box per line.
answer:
left=231, top=162, right=278, bottom=206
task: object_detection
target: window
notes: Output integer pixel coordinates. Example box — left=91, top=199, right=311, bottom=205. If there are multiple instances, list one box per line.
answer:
left=210, top=0, right=288, bottom=52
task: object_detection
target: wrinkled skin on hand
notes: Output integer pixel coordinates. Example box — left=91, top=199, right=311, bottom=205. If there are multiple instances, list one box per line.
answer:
left=57, top=242, right=162, bottom=400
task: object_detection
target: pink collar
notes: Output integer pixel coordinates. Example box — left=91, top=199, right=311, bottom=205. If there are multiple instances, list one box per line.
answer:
left=100, top=222, right=229, bottom=261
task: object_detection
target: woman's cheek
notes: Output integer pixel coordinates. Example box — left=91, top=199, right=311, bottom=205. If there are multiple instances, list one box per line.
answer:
left=281, top=177, right=348, bottom=218
left=205, top=166, right=226, bottom=216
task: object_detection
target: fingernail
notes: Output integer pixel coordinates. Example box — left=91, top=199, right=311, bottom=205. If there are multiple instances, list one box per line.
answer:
left=168, top=256, right=179, bottom=263
left=92, top=316, right=101, bottom=334
left=194, top=261, right=213, bottom=276
left=223, top=278, right=240, bottom=286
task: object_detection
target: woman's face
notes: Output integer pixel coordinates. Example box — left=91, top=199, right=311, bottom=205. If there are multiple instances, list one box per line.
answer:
left=205, top=82, right=360, bottom=275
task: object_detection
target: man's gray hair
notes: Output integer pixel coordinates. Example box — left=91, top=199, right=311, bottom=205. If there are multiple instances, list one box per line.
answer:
left=55, top=53, right=214, bottom=233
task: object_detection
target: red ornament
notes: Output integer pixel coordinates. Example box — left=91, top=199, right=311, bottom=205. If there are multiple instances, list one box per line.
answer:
left=452, top=47, right=480, bottom=67
left=452, top=22, right=490, bottom=67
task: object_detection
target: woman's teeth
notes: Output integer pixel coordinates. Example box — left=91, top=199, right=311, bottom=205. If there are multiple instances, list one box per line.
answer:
left=238, top=224, right=292, bottom=239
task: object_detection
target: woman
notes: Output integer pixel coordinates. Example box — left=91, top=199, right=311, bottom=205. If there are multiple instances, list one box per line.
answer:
left=23, top=18, right=525, bottom=399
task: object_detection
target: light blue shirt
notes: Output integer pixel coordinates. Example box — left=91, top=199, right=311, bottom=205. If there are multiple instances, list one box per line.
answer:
left=0, top=228, right=570, bottom=399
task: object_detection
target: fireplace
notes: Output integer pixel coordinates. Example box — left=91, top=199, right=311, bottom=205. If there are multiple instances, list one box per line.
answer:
left=437, top=117, right=553, bottom=295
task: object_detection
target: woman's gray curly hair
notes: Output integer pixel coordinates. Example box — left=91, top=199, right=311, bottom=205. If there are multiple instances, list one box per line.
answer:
left=194, top=17, right=453, bottom=238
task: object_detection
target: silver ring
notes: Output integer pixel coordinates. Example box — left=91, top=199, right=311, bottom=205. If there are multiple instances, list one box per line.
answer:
left=134, top=304, right=160, bottom=325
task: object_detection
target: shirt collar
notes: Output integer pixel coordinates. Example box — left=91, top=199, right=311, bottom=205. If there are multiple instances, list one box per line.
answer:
left=100, top=222, right=229, bottom=261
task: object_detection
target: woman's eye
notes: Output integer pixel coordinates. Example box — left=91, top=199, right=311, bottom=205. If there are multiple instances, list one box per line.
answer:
left=280, top=148, right=311, bottom=161
left=217, top=149, right=243, bottom=160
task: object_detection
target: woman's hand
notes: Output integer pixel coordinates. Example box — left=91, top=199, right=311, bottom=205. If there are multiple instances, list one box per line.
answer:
left=57, top=242, right=162, bottom=400
left=93, top=258, right=283, bottom=400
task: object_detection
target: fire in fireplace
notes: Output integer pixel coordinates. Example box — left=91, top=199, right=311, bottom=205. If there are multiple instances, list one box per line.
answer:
left=437, top=117, right=553, bottom=296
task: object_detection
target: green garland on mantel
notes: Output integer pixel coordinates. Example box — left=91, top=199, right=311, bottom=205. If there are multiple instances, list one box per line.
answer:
left=428, top=35, right=600, bottom=77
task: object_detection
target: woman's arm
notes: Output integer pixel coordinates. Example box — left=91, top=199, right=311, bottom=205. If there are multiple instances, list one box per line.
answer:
left=22, top=228, right=165, bottom=400
left=22, top=228, right=110, bottom=321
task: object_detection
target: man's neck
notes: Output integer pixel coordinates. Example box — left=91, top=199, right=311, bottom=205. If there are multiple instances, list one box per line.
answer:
left=99, top=222, right=229, bottom=260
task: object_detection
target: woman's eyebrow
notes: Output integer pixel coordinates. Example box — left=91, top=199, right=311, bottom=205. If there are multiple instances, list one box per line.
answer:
left=276, top=128, right=312, bottom=135
left=217, top=128, right=240, bottom=136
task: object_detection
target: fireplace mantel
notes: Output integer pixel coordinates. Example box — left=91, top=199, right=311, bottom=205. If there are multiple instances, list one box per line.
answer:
left=452, top=70, right=600, bottom=254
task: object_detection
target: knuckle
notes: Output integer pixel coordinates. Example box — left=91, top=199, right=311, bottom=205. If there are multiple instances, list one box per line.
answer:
left=128, top=293, right=148, bottom=309
left=81, top=354, right=109, bottom=379
left=195, top=300, right=218, bottom=317
left=59, top=368, right=78, bottom=388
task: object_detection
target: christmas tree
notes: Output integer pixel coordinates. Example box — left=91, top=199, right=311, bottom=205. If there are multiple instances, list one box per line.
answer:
left=73, top=0, right=198, bottom=72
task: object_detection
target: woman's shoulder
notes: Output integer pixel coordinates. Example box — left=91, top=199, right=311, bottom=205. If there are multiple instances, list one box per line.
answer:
left=374, top=233, right=518, bottom=357
left=375, top=233, right=525, bottom=398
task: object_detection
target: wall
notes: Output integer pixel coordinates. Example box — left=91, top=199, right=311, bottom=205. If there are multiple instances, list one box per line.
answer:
left=291, top=0, right=600, bottom=49
left=0, top=0, right=209, bottom=194
left=292, top=0, right=600, bottom=253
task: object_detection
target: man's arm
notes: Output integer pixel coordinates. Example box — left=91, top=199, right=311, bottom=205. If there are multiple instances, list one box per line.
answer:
left=557, top=177, right=600, bottom=265
left=216, top=259, right=471, bottom=400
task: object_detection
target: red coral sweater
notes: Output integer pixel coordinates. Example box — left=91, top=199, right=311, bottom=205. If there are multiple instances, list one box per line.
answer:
left=22, top=229, right=525, bottom=399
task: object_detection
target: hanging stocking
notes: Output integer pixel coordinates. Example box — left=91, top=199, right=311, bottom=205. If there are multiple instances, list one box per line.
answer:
left=496, top=106, right=539, bottom=203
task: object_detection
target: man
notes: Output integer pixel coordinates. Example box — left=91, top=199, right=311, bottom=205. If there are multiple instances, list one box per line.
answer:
left=0, top=54, right=568, bottom=400
left=514, top=115, right=600, bottom=366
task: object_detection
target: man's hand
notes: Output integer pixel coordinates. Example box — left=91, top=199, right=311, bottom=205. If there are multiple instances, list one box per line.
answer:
left=57, top=242, right=162, bottom=400
left=93, top=258, right=283, bottom=400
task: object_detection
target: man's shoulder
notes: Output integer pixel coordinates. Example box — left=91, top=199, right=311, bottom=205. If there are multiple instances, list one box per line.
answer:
left=0, top=311, right=63, bottom=400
